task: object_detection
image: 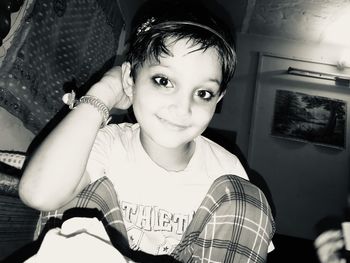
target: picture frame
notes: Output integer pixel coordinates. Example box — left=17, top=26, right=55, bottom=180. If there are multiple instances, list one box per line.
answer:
left=271, top=89, right=346, bottom=149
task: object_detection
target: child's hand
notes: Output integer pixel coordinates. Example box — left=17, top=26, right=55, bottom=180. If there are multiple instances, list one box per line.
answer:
left=87, top=66, right=133, bottom=110
left=314, top=229, right=346, bottom=263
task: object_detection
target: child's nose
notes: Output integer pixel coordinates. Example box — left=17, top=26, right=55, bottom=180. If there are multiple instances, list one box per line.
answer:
left=169, top=94, right=192, bottom=118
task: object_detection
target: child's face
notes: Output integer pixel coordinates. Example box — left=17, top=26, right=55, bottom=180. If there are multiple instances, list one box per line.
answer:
left=127, top=38, right=224, bottom=149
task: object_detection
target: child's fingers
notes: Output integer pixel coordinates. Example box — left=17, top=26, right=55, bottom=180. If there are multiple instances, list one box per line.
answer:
left=101, top=69, right=123, bottom=91
left=88, top=66, right=129, bottom=109
left=315, top=230, right=343, bottom=248
left=314, top=230, right=345, bottom=263
left=103, top=66, right=123, bottom=77
left=114, top=92, right=133, bottom=110
left=316, top=239, right=345, bottom=263
left=103, top=66, right=133, bottom=109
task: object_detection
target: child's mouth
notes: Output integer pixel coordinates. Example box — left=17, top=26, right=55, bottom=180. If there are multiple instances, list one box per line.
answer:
left=157, top=116, right=189, bottom=131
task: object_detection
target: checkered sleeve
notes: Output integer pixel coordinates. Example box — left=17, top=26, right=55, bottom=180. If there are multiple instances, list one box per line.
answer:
left=33, top=176, right=128, bottom=246
left=172, top=175, right=275, bottom=263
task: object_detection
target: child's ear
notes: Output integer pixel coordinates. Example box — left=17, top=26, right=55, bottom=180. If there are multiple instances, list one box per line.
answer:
left=217, top=90, right=226, bottom=103
left=121, top=62, right=134, bottom=98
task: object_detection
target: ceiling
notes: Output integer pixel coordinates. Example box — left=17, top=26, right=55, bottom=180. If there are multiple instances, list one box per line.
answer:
left=122, top=0, right=350, bottom=47
left=216, top=0, right=350, bottom=47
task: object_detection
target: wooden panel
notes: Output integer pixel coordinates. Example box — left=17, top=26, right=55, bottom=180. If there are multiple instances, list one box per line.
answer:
left=0, top=194, right=39, bottom=260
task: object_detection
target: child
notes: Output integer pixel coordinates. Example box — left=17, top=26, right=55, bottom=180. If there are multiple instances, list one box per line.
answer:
left=19, top=0, right=275, bottom=262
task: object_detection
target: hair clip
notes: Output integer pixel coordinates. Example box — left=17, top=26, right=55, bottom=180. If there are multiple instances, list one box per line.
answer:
left=62, top=90, right=77, bottom=109
left=136, top=17, right=156, bottom=35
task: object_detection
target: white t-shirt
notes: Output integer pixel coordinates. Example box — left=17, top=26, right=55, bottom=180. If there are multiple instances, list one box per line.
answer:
left=86, top=122, right=248, bottom=255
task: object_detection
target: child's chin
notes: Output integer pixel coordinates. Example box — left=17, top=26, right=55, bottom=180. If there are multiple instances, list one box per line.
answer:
left=155, top=135, right=193, bottom=149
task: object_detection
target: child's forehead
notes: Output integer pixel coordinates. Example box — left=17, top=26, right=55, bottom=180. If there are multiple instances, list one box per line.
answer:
left=143, top=39, right=223, bottom=81
left=150, top=37, right=220, bottom=61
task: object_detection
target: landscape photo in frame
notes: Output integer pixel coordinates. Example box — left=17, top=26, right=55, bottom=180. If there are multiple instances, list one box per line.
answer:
left=271, top=89, right=346, bottom=149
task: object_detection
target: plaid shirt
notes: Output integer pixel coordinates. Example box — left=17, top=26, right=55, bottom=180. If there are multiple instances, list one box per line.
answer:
left=35, top=175, right=275, bottom=263
left=172, top=175, right=275, bottom=263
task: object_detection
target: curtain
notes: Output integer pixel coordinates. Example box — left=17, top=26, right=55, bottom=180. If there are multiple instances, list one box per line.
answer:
left=0, top=0, right=125, bottom=134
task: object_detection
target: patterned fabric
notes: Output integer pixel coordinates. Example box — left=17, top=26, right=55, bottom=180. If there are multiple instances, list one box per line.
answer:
left=0, top=150, right=26, bottom=169
left=0, top=150, right=25, bottom=196
left=172, top=175, right=275, bottom=263
left=35, top=175, right=275, bottom=263
left=0, top=0, right=125, bottom=134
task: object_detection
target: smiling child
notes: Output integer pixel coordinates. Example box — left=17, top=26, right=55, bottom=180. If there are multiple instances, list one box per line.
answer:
left=19, top=0, right=275, bottom=262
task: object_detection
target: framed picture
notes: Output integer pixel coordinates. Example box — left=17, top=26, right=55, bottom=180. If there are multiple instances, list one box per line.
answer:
left=271, top=89, right=346, bottom=149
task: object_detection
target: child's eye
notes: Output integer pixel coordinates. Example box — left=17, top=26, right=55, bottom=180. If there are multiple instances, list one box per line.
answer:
left=196, top=90, right=215, bottom=101
left=152, top=76, right=174, bottom=89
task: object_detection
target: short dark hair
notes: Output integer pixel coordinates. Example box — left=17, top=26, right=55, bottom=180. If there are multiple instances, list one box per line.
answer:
left=125, top=0, right=237, bottom=93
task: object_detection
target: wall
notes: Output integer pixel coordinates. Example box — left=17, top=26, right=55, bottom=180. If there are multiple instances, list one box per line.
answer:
left=210, top=33, right=350, bottom=240
left=0, top=108, right=34, bottom=152
left=211, top=33, right=350, bottom=153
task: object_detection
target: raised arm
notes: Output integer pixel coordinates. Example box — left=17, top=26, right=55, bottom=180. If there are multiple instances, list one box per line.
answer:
left=19, top=65, right=132, bottom=211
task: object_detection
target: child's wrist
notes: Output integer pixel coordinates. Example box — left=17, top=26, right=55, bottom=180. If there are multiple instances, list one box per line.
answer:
left=87, top=84, right=116, bottom=111
left=62, top=90, right=111, bottom=128
left=79, top=95, right=111, bottom=128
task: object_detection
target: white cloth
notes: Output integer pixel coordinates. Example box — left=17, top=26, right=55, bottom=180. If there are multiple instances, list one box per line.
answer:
left=25, top=217, right=130, bottom=263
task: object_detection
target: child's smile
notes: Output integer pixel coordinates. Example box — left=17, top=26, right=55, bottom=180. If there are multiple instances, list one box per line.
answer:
left=156, top=115, right=190, bottom=131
